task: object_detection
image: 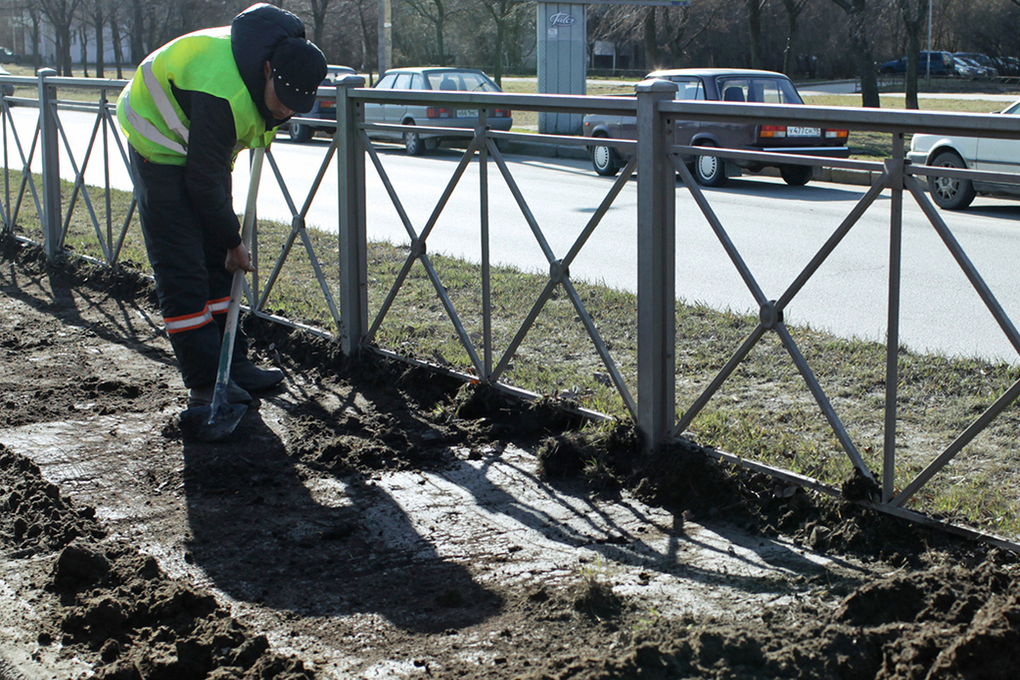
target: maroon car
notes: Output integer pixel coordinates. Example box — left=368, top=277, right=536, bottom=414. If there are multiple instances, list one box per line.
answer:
left=582, top=68, right=850, bottom=186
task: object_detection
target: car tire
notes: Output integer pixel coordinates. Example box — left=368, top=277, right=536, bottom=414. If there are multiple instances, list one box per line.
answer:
left=694, top=146, right=727, bottom=187
left=288, top=122, right=312, bottom=143
left=404, top=127, right=426, bottom=156
left=591, top=139, right=621, bottom=177
left=928, top=150, right=976, bottom=210
left=780, top=164, right=813, bottom=186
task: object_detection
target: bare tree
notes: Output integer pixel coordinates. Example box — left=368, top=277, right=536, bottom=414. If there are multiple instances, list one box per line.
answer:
left=108, top=0, right=126, bottom=77
left=747, top=0, right=764, bottom=68
left=479, top=0, right=528, bottom=85
left=896, top=0, right=929, bottom=109
left=780, top=0, right=808, bottom=75
left=307, top=0, right=333, bottom=47
left=826, top=0, right=881, bottom=107
left=91, top=0, right=105, bottom=78
left=37, top=0, right=86, bottom=75
left=402, top=0, right=456, bottom=66
left=79, top=24, right=89, bottom=76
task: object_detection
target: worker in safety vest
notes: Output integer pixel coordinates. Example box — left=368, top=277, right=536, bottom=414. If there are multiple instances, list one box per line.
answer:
left=117, top=3, right=326, bottom=411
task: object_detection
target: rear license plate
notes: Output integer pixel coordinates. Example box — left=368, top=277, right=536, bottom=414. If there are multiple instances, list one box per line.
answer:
left=788, top=126, right=821, bottom=137
left=456, top=109, right=478, bottom=117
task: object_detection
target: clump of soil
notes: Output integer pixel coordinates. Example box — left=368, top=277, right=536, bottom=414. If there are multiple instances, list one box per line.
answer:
left=0, top=446, right=314, bottom=679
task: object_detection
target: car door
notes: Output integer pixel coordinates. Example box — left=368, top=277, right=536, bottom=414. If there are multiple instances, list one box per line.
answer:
left=668, top=76, right=705, bottom=146
left=974, top=100, right=1020, bottom=175
left=365, top=73, right=396, bottom=136
left=386, top=72, right=414, bottom=127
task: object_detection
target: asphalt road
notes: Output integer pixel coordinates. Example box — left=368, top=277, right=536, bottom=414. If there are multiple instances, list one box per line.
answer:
left=8, top=106, right=1020, bottom=364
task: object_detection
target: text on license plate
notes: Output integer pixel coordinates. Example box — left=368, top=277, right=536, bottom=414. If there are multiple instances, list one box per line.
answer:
left=457, top=109, right=478, bottom=117
left=788, top=126, right=821, bottom=137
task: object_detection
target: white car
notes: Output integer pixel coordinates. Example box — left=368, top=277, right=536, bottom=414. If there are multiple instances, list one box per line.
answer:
left=363, top=67, right=512, bottom=156
left=907, top=98, right=1020, bottom=210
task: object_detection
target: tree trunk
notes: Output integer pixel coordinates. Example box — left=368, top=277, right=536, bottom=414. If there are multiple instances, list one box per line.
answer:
left=110, top=10, right=124, bottom=78
left=131, top=0, right=145, bottom=63
left=781, top=0, right=804, bottom=76
left=747, top=0, right=763, bottom=69
left=94, top=0, right=105, bottom=79
left=642, top=8, right=656, bottom=71
left=80, top=27, right=88, bottom=77
left=847, top=6, right=880, bottom=107
left=436, top=11, right=446, bottom=66
left=898, top=0, right=928, bottom=110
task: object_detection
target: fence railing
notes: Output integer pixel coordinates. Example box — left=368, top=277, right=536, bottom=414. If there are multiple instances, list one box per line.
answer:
left=3, top=68, right=1020, bottom=550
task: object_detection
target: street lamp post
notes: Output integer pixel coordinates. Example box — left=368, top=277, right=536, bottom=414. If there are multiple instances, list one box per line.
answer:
left=926, top=0, right=932, bottom=79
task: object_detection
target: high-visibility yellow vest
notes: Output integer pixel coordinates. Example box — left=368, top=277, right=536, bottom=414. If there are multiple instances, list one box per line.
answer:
left=116, top=26, right=276, bottom=166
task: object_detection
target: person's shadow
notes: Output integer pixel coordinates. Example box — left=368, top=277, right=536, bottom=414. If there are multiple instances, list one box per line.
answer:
left=181, top=405, right=501, bottom=633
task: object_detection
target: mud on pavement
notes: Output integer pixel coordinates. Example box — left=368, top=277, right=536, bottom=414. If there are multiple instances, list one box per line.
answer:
left=1, top=234, right=1018, bottom=680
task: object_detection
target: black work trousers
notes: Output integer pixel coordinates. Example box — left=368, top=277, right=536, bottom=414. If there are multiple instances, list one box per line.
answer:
left=129, top=147, right=247, bottom=388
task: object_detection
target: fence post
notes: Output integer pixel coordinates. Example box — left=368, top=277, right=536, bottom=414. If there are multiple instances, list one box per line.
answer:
left=635, top=78, right=677, bottom=451
left=883, top=133, right=906, bottom=503
left=37, top=69, right=62, bottom=258
left=336, top=74, right=368, bottom=354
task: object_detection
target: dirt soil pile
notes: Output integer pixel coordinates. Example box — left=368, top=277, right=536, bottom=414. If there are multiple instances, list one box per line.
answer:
left=1, top=234, right=1018, bottom=680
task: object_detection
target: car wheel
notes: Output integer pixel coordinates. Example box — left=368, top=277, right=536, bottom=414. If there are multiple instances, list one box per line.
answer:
left=694, top=146, right=727, bottom=187
left=288, top=122, right=312, bottom=143
left=928, top=150, right=975, bottom=210
left=404, top=127, right=426, bottom=156
left=591, top=139, right=621, bottom=177
left=780, top=164, right=813, bottom=187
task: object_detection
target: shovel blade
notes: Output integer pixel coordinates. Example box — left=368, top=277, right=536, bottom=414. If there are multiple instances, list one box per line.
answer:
left=179, top=402, right=248, bottom=442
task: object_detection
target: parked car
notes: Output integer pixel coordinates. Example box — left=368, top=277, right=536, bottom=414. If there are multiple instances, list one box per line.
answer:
left=879, top=51, right=955, bottom=76
left=0, top=66, right=13, bottom=97
left=283, top=64, right=357, bottom=143
left=953, top=52, right=999, bottom=77
left=0, top=47, right=22, bottom=65
left=992, top=56, right=1020, bottom=76
left=907, top=98, right=1020, bottom=210
left=582, top=68, right=850, bottom=186
left=952, top=56, right=994, bottom=79
left=363, top=67, right=512, bottom=155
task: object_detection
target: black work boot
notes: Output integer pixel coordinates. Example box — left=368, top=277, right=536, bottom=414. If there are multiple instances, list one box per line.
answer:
left=188, top=380, right=253, bottom=408
left=231, top=358, right=285, bottom=392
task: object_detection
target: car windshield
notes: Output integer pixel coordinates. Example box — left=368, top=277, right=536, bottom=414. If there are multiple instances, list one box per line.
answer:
left=426, top=71, right=499, bottom=92
left=716, top=77, right=802, bottom=104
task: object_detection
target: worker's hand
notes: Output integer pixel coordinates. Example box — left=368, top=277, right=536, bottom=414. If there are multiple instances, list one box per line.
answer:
left=225, top=244, right=254, bottom=274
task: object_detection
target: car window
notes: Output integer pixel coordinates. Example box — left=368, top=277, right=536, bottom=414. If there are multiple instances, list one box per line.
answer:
left=1003, top=101, right=1020, bottom=115
left=410, top=74, right=424, bottom=90
left=426, top=71, right=499, bottom=92
left=671, top=78, right=704, bottom=101
left=376, top=73, right=397, bottom=89
left=717, top=77, right=802, bottom=104
left=393, top=73, right=413, bottom=89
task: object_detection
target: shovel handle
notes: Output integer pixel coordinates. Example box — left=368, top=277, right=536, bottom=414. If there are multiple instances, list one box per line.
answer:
left=208, top=147, right=266, bottom=418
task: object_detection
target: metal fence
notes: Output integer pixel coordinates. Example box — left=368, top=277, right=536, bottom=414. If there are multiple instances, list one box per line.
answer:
left=3, top=68, right=1020, bottom=550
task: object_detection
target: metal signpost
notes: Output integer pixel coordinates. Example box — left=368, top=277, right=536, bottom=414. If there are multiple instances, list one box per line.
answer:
left=535, top=1, right=690, bottom=134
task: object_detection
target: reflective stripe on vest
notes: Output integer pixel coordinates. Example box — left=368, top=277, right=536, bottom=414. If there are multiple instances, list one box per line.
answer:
left=116, top=27, right=275, bottom=165
left=140, top=58, right=190, bottom=148
left=121, top=89, right=187, bottom=156
left=164, top=306, right=213, bottom=334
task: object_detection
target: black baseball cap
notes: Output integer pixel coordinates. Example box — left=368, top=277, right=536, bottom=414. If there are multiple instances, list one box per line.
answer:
left=270, top=38, right=327, bottom=113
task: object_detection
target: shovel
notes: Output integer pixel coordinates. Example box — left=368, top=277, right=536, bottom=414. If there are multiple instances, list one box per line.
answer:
left=180, top=147, right=265, bottom=442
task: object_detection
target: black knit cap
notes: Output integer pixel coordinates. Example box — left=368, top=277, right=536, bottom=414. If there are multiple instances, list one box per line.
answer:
left=270, top=38, right=327, bottom=113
